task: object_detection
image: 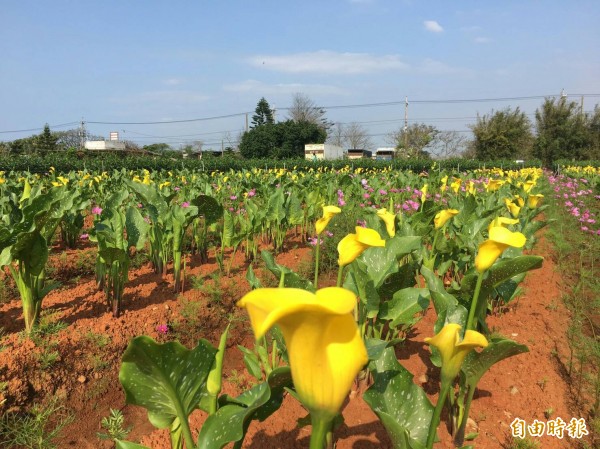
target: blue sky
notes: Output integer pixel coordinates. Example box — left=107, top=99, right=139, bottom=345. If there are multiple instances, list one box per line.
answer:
left=1, top=0, right=599, bottom=150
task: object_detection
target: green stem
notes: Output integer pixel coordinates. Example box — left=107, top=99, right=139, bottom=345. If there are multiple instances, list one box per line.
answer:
left=454, top=384, right=477, bottom=446
left=314, top=234, right=320, bottom=288
left=336, top=265, right=344, bottom=287
left=309, top=415, right=332, bottom=449
left=466, top=271, right=485, bottom=331
left=426, top=380, right=452, bottom=449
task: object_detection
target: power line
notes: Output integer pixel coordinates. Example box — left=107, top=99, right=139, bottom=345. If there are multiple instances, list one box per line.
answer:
left=0, top=121, right=80, bottom=134
left=2, top=93, right=599, bottom=134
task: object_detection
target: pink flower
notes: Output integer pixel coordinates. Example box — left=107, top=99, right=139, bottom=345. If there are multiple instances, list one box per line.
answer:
left=379, top=189, right=388, bottom=195
left=137, top=203, right=143, bottom=208
left=181, top=201, right=190, bottom=208
left=230, top=195, right=237, bottom=200
left=581, top=226, right=589, bottom=231
left=156, top=324, right=169, bottom=335
left=363, top=193, right=370, bottom=199
left=91, top=206, right=103, bottom=215
left=356, top=219, right=367, bottom=228
left=325, top=230, right=334, bottom=237
left=338, top=199, right=346, bottom=207
left=174, top=187, right=181, bottom=191
left=247, top=189, right=256, bottom=197
left=80, top=233, right=89, bottom=240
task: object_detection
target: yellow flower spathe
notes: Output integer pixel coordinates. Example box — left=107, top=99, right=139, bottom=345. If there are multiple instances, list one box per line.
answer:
left=337, top=226, right=385, bottom=267
left=237, top=287, right=368, bottom=419
left=421, top=184, right=428, bottom=203
left=425, top=323, right=488, bottom=382
left=488, top=216, right=519, bottom=232
left=434, top=209, right=459, bottom=229
left=528, top=194, right=544, bottom=208
left=505, top=199, right=521, bottom=218
left=475, top=226, right=526, bottom=272
left=315, top=205, right=341, bottom=235
left=376, top=208, right=396, bottom=237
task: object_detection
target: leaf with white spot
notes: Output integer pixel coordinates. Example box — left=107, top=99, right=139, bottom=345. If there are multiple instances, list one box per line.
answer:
left=364, top=347, right=432, bottom=449
left=119, top=336, right=217, bottom=430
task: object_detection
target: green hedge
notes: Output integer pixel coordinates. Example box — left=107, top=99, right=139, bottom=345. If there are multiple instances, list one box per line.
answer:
left=0, top=152, right=544, bottom=174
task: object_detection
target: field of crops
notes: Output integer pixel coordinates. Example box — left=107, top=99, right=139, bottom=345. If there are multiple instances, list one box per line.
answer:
left=0, top=164, right=598, bottom=449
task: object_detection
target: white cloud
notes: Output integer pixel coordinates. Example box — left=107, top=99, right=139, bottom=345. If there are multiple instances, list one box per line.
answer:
left=247, top=50, right=408, bottom=74
left=163, top=78, right=183, bottom=86
left=424, top=20, right=444, bottom=33
left=474, top=36, right=491, bottom=44
left=223, top=79, right=348, bottom=96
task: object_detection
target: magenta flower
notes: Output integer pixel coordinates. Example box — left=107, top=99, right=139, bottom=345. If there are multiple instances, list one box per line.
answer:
left=363, top=193, right=370, bottom=199
left=156, top=324, right=169, bottom=335
left=230, top=195, right=238, bottom=200
left=91, top=206, right=103, bottom=215
left=80, top=233, right=89, bottom=240
left=247, top=189, right=256, bottom=197
left=181, top=201, right=190, bottom=208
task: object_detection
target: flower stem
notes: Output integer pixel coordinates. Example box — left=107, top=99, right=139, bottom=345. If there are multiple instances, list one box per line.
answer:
left=314, top=235, right=320, bottom=289
left=336, top=265, right=344, bottom=287
left=466, top=271, right=485, bottom=331
left=309, top=415, right=332, bottom=449
left=426, top=380, right=452, bottom=449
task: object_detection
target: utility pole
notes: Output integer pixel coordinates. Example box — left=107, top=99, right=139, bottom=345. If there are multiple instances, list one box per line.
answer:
left=245, top=113, right=248, bottom=132
left=221, top=139, right=224, bottom=156
left=581, top=95, right=584, bottom=115
left=404, top=96, right=409, bottom=150
left=79, top=118, right=86, bottom=150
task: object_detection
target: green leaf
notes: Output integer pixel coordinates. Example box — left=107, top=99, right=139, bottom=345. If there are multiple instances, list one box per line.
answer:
left=192, top=195, right=223, bottom=225
left=360, top=235, right=421, bottom=289
left=237, top=345, right=263, bottom=380
left=261, top=250, right=314, bottom=292
left=197, top=367, right=293, bottom=449
left=364, top=347, right=432, bottom=449
left=126, top=206, right=150, bottom=250
left=119, top=336, right=217, bottom=430
left=461, top=337, right=529, bottom=387
left=115, top=440, right=152, bottom=449
left=245, top=265, right=262, bottom=290
left=379, top=288, right=430, bottom=327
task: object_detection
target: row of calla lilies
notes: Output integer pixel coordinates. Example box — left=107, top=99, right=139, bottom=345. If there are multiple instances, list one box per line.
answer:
left=0, top=165, right=550, bottom=448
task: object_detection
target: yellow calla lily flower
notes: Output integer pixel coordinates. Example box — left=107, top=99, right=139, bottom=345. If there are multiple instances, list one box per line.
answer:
left=504, top=199, right=521, bottom=218
left=450, top=178, right=462, bottom=194
left=376, top=208, right=396, bottom=237
left=337, top=227, right=385, bottom=267
left=488, top=216, right=519, bottom=231
left=485, top=179, right=503, bottom=192
left=440, top=175, right=448, bottom=193
left=523, top=180, right=536, bottom=193
left=237, top=287, right=368, bottom=420
left=425, top=323, right=488, bottom=382
left=315, top=206, right=341, bottom=235
left=421, top=184, right=428, bottom=203
left=434, top=209, right=459, bottom=229
left=475, top=226, right=526, bottom=272
left=527, top=194, right=544, bottom=208
left=467, top=181, right=476, bottom=196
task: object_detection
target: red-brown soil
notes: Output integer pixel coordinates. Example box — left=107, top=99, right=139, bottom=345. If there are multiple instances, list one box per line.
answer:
left=0, top=233, right=587, bottom=448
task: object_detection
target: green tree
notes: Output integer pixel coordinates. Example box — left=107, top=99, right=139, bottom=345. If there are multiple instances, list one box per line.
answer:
left=469, top=108, right=533, bottom=160
left=35, top=124, right=58, bottom=152
left=239, top=120, right=326, bottom=159
left=533, top=97, right=591, bottom=166
left=388, top=123, right=438, bottom=158
left=251, top=97, right=275, bottom=128
left=586, top=105, right=600, bottom=160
